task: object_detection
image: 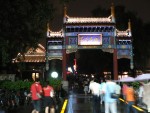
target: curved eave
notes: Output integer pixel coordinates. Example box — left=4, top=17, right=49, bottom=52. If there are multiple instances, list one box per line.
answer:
left=47, top=35, right=64, bottom=38
left=116, top=36, right=132, bottom=38
left=116, top=37, right=132, bottom=40
left=48, top=56, right=62, bottom=60
left=116, top=29, right=132, bottom=37
left=13, top=60, right=45, bottom=63
left=64, top=22, right=115, bottom=26
left=13, top=54, right=46, bottom=63
left=64, top=15, right=114, bottom=24
left=117, top=56, right=131, bottom=59
left=47, top=33, right=64, bottom=38
left=47, top=30, right=64, bottom=38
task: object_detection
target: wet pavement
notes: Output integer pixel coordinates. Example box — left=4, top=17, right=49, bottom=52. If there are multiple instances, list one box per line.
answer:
left=66, top=94, right=93, bottom=113
left=65, top=90, right=148, bottom=113
left=0, top=88, right=148, bottom=113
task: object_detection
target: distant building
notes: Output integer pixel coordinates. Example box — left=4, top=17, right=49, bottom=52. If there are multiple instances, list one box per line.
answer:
left=12, top=44, right=46, bottom=80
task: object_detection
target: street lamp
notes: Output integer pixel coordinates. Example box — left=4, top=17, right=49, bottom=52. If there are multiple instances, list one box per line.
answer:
left=51, top=71, right=58, bottom=78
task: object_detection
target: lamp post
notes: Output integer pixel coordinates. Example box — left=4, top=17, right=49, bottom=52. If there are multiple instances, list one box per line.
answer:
left=45, top=51, right=49, bottom=81
left=130, top=44, right=134, bottom=77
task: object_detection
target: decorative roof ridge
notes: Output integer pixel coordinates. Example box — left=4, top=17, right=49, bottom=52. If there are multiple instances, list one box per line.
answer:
left=25, top=54, right=45, bottom=56
left=38, top=44, right=46, bottom=52
left=25, top=44, right=45, bottom=54
left=66, top=15, right=111, bottom=19
left=64, top=15, right=113, bottom=23
left=47, top=29, right=64, bottom=37
left=12, top=44, right=46, bottom=63
left=116, top=29, right=129, bottom=32
left=116, top=29, right=131, bottom=37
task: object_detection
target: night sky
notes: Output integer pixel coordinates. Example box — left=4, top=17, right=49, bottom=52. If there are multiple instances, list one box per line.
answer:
left=50, top=0, right=150, bottom=30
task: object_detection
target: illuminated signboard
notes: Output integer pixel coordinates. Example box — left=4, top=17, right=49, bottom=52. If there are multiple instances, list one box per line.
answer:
left=78, top=34, right=102, bottom=45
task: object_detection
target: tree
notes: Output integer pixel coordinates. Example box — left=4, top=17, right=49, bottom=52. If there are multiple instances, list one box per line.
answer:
left=0, top=0, right=55, bottom=69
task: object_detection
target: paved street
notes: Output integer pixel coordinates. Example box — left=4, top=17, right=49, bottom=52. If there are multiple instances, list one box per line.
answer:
left=0, top=87, right=148, bottom=113
left=64, top=87, right=148, bottom=113
left=65, top=93, right=147, bottom=113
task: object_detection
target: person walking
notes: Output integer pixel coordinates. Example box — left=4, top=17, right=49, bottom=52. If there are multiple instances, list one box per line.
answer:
left=83, top=80, right=89, bottom=95
left=100, top=79, right=106, bottom=104
left=30, top=78, right=43, bottom=113
left=88, top=78, right=101, bottom=113
left=137, top=82, right=144, bottom=106
left=115, top=82, right=121, bottom=104
left=122, top=83, right=128, bottom=100
left=125, top=83, right=137, bottom=113
left=102, top=76, right=117, bottom=113
left=43, top=81, right=55, bottom=113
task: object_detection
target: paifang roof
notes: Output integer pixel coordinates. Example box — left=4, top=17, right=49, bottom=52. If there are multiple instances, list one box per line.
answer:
left=12, top=44, right=46, bottom=63
left=47, top=29, right=64, bottom=38
left=63, top=3, right=115, bottom=24
left=23, top=54, right=45, bottom=63
left=116, top=29, right=132, bottom=37
left=64, top=15, right=114, bottom=24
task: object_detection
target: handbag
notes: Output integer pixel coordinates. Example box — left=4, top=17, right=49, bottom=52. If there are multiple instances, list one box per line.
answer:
left=107, top=84, right=119, bottom=99
left=111, top=93, right=119, bottom=99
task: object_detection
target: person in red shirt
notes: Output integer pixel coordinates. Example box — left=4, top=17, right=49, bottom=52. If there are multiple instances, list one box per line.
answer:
left=30, top=78, right=43, bottom=113
left=43, top=81, right=55, bottom=113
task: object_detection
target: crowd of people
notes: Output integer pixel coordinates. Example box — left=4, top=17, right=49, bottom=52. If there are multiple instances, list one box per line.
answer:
left=81, top=76, right=146, bottom=113
left=0, top=87, right=32, bottom=112
left=0, top=75, right=148, bottom=113
left=30, top=75, right=149, bottom=113
left=0, top=78, right=67, bottom=113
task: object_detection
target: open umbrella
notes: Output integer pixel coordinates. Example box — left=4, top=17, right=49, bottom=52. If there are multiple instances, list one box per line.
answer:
left=135, top=74, right=150, bottom=81
left=119, top=77, right=135, bottom=82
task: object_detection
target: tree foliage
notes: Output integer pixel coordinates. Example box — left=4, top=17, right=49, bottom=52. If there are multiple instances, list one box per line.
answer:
left=49, top=77, right=62, bottom=89
left=0, top=0, right=55, bottom=67
left=0, top=80, right=33, bottom=90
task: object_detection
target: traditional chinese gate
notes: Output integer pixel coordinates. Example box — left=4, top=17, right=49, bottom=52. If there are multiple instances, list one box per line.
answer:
left=46, top=4, right=133, bottom=80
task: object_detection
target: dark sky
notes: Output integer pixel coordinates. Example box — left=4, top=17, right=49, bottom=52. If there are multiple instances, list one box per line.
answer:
left=50, top=0, right=150, bottom=31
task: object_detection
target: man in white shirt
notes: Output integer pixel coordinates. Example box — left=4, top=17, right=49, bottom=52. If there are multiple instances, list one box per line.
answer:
left=102, top=77, right=117, bottom=113
left=100, top=79, right=106, bottom=104
left=88, top=79, right=101, bottom=113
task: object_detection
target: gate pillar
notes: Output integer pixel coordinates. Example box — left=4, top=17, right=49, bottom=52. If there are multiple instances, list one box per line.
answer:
left=62, top=49, right=67, bottom=80
left=113, top=49, right=118, bottom=80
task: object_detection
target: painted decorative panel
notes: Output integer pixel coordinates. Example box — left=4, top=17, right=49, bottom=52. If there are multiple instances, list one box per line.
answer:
left=117, top=45, right=131, bottom=49
left=69, top=37, right=77, bottom=45
left=117, top=49, right=130, bottom=55
left=47, top=50, right=62, bottom=56
left=78, top=34, right=102, bottom=45
left=48, top=45, right=62, bottom=49
left=102, top=37, right=110, bottom=45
